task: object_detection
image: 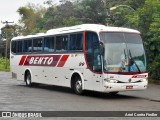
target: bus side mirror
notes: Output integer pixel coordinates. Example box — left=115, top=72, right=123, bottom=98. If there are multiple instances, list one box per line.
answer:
left=99, top=42, right=104, bottom=56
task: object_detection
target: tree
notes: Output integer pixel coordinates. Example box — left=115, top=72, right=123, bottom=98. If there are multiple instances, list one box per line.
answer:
left=0, top=34, right=5, bottom=57
left=17, top=3, right=46, bottom=35
left=41, top=0, right=81, bottom=29
left=0, top=25, right=19, bottom=58
left=142, top=0, right=160, bottom=80
left=108, top=0, right=145, bottom=28
left=75, top=0, right=107, bottom=24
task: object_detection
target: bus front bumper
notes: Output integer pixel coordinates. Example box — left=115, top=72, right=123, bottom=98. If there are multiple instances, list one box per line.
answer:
left=103, top=81, right=148, bottom=92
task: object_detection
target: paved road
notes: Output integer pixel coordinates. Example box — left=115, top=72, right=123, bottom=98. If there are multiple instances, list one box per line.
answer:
left=0, top=71, right=160, bottom=120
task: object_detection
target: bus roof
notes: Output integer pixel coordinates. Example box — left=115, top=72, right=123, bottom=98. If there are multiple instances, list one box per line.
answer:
left=12, top=24, right=140, bottom=40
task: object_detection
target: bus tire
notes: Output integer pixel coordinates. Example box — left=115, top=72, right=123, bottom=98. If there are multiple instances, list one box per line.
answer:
left=25, top=71, right=32, bottom=87
left=73, top=76, right=83, bottom=95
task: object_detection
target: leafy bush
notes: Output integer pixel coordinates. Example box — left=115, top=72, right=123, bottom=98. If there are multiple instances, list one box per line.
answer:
left=148, top=56, right=160, bottom=80
left=0, top=57, right=10, bottom=71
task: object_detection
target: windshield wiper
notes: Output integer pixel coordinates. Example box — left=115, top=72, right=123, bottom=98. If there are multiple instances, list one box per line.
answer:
left=124, top=49, right=127, bottom=60
left=128, top=49, right=141, bottom=73
left=118, top=49, right=128, bottom=72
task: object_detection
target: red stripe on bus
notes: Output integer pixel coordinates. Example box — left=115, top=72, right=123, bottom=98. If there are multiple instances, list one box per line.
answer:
left=57, top=55, right=69, bottom=67
left=19, top=56, right=27, bottom=65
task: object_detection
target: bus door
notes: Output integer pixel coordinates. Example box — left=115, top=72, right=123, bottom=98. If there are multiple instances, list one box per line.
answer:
left=84, top=32, right=103, bottom=91
left=92, top=43, right=103, bottom=91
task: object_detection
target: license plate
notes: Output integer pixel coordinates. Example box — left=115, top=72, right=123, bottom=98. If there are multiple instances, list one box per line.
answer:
left=126, top=86, right=133, bottom=89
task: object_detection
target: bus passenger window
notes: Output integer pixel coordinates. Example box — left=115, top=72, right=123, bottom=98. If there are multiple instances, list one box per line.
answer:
left=76, top=33, right=83, bottom=50
left=11, top=41, right=17, bottom=53
left=56, top=36, right=62, bottom=52
left=44, top=37, right=55, bottom=52
left=70, top=34, right=76, bottom=50
left=69, top=33, right=83, bottom=51
left=33, top=38, right=43, bottom=52
left=23, top=39, right=32, bottom=52
left=17, top=41, right=23, bottom=53
left=62, top=36, right=68, bottom=51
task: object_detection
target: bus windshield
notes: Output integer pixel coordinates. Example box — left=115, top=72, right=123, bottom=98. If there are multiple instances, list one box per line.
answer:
left=100, top=32, right=147, bottom=73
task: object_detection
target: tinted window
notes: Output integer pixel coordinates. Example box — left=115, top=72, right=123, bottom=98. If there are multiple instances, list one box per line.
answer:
left=33, top=38, right=43, bottom=52
left=62, top=36, right=68, bottom=51
left=11, top=41, right=16, bottom=53
left=70, top=34, right=76, bottom=50
left=86, top=32, right=100, bottom=71
left=77, top=34, right=83, bottom=50
left=86, top=32, right=99, bottom=51
left=56, top=36, right=68, bottom=52
left=23, top=39, right=32, bottom=52
left=69, top=33, right=83, bottom=51
left=17, top=41, right=23, bottom=53
left=56, top=36, right=62, bottom=52
left=44, top=37, right=55, bottom=52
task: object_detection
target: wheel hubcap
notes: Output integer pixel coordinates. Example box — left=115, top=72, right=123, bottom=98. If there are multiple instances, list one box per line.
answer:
left=26, top=74, right=31, bottom=85
left=76, top=80, right=82, bottom=92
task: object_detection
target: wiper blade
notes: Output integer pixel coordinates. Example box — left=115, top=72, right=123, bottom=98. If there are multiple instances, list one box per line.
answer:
left=124, top=49, right=127, bottom=59
left=128, top=49, right=141, bottom=73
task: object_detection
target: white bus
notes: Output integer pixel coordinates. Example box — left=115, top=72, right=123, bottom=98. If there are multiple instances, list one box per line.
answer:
left=10, top=24, right=148, bottom=95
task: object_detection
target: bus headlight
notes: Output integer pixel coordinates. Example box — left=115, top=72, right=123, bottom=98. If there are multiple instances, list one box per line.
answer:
left=140, top=79, right=147, bottom=82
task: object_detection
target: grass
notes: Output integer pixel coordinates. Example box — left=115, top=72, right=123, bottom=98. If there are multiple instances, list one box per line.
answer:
left=0, top=57, right=10, bottom=72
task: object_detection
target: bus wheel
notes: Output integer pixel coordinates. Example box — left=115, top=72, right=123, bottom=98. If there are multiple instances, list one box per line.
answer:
left=74, top=77, right=83, bottom=95
left=25, top=71, right=32, bottom=87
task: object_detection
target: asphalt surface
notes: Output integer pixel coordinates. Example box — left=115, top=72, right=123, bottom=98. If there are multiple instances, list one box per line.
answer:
left=0, top=71, right=160, bottom=120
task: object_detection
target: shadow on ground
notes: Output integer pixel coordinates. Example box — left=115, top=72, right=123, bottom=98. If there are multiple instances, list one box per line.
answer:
left=17, top=83, right=140, bottom=100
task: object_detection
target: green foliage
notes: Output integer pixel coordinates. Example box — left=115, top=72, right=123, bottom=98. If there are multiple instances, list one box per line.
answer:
left=75, top=0, right=107, bottom=24
left=0, top=24, right=20, bottom=58
left=137, top=0, right=160, bottom=80
left=148, top=56, right=160, bottom=80
left=63, top=16, right=83, bottom=26
left=17, top=3, right=46, bottom=35
left=0, top=57, right=10, bottom=71
left=148, top=1, right=160, bottom=80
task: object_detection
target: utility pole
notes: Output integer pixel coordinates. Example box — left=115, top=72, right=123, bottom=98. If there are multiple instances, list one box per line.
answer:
left=1, top=21, right=14, bottom=69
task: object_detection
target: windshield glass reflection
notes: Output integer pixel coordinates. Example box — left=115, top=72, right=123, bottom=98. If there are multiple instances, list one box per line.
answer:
left=100, top=32, right=146, bottom=73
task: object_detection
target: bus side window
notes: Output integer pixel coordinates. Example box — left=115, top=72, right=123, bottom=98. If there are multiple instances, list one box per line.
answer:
left=44, top=37, right=55, bottom=52
left=11, top=41, right=17, bottom=53
left=17, top=41, right=23, bottom=53
left=93, top=44, right=102, bottom=72
left=62, top=36, right=68, bottom=51
left=56, top=35, right=68, bottom=52
left=76, top=33, right=83, bottom=50
left=56, top=36, right=62, bottom=52
left=86, top=32, right=101, bottom=72
left=33, top=38, right=43, bottom=52
left=69, top=34, right=76, bottom=50
left=23, top=39, right=32, bottom=53
left=69, top=33, right=83, bottom=51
